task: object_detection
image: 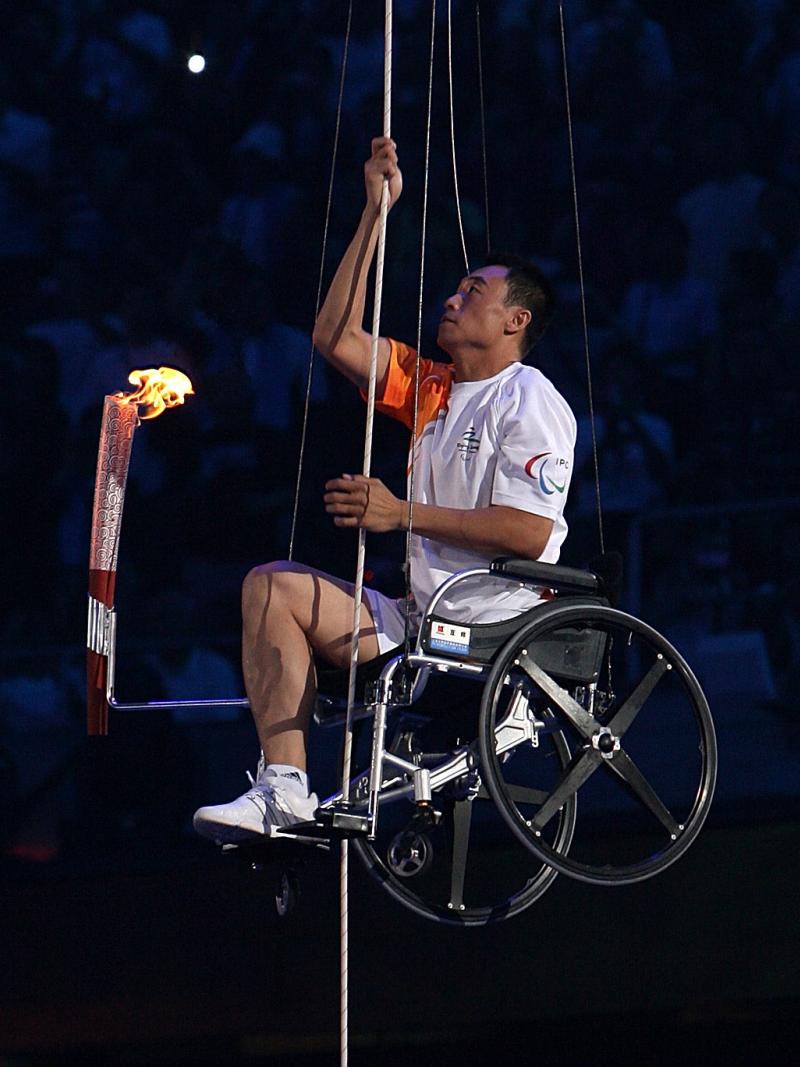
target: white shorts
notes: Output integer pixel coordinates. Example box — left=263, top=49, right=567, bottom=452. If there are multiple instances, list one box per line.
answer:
left=364, top=588, right=415, bottom=654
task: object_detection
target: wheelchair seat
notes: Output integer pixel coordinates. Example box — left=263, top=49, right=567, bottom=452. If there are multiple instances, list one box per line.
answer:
left=315, top=556, right=612, bottom=726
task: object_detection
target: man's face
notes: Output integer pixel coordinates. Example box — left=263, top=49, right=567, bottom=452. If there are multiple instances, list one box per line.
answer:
left=436, top=265, right=516, bottom=355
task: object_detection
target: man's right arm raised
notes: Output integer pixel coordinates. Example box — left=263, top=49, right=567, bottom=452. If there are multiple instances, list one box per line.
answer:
left=312, top=137, right=402, bottom=394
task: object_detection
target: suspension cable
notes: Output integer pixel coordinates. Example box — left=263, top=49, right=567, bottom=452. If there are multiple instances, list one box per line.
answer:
left=288, top=0, right=353, bottom=561
left=341, top=12, right=392, bottom=804
left=341, top=5, right=393, bottom=1066
left=447, top=0, right=470, bottom=274
left=558, top=0, right=605, bottom=555
left=403, top=0, right=437, bottom=657
left=475, top=1, right=491, bottom=255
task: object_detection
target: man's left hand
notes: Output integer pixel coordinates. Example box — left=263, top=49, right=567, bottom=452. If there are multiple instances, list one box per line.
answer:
left=324, top=474, right=404, bottom=533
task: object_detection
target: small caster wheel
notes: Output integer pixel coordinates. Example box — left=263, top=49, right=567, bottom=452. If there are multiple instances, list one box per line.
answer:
left=387, top=830, right=433, bottom=878
left=275, top=869, right=300, bottom=918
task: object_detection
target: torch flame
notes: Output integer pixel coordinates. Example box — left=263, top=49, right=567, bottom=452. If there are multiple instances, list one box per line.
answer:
left=118, top=366, right=195, bottom=420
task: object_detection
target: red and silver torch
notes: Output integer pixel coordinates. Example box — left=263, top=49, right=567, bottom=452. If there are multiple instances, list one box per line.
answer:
left=86, top=367, right=194, bottom=735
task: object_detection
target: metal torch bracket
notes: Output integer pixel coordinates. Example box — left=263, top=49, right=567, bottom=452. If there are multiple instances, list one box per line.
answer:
left=97, top=602, right=250, bottom=715
left=87, top=595, right=112, bottom=656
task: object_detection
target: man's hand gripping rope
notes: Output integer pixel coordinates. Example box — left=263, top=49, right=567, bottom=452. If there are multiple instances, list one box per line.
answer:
left=324, top=473, right=404, bottom=533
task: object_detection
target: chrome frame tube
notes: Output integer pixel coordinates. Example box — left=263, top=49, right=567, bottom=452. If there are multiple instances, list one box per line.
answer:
left=414, top=568, right=491, bottom=649
left=413, top=766, right=432, bottom=804
left=383, top=751, right=419, bottom=775
left=414, top=565, right=545, bottom=654
left=335, top=646, right=542, bottom=834
left=366, top=655, right=404, bottom=834
left=325, top=695, right=542, bottom=815
left=105, top=606, right=250, bottom=713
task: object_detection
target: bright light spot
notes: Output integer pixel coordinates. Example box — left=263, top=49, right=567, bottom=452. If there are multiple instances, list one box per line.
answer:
left=188, top=53, right=206, bottom=74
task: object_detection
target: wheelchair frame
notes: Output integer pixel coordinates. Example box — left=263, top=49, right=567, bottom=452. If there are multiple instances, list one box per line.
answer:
left=95, top=557, right=717, bottom=925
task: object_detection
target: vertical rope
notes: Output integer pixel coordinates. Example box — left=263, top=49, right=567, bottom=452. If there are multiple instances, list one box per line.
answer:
left=341, top=0, right=392, bottom=810
left=475, top=1, right=491, bottom=255
left=339, top=829, right=349, bottom=1067
left=403, top=0, right=437, bottom=656
left=341, top=8, right=392, bottom=1064
left=288, top=1, right=353, bottom=560
left=558, top=0, right=604, bottom=555
left=447, top=0, right=470, bottom=274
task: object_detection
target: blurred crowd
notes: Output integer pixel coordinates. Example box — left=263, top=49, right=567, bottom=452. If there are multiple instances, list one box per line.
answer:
left=1, top=0, right=798, bottom=854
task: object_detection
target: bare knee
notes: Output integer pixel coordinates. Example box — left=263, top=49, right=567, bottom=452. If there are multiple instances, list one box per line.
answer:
left=241, top=561, right=312, bottom=623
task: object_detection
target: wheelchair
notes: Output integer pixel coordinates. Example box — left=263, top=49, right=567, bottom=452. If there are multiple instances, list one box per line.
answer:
left=268, top=556, right=718, bottom=926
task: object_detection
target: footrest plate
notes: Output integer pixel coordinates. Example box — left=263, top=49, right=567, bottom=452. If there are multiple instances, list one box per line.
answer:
left=275, top=807, right=370, bottom=840
left=222, top=835, right=331, bottom=855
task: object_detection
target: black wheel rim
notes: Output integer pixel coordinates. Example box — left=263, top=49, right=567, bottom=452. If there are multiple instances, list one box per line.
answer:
left=479, top=603, right=717, bottom=886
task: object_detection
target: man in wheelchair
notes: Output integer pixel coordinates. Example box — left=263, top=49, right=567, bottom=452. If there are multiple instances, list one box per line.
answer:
left=193, top=136, right=576, bottom=845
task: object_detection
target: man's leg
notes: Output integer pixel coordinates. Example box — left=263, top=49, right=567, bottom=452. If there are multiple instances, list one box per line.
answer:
left=241, top=560, right=381, bottom=771
left=193, top=560, right=381, bottom=842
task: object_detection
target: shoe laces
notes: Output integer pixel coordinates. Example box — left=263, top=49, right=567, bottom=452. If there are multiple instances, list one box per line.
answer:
left=246, top=751, right=268, bottom=790
left=244, top=771, right=297, bottom=817
left=237, top=778, right=281, bottom=824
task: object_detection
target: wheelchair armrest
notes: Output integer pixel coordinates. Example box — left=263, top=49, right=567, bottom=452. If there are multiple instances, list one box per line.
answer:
left=490, top=557, right=601, bottom=596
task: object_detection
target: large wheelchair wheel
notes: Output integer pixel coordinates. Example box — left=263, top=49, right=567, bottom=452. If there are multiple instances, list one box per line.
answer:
left=479, top=602, right=717, bottom=885
left=352, top=707, right=576, bottom=926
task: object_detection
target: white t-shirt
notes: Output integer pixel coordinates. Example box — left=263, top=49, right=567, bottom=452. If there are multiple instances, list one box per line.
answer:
left=374, top=340, right=576, bottom=623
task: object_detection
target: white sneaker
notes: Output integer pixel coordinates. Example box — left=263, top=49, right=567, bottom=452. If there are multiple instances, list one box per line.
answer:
left=193, top=764, right=319, bottom=845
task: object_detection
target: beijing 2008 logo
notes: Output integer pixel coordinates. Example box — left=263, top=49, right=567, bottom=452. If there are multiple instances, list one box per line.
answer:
left=525, top=451, right=569, bottom=495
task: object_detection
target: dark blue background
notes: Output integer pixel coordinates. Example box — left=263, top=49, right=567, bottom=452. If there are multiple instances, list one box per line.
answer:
left=1, top=1, right=797, bottom=1062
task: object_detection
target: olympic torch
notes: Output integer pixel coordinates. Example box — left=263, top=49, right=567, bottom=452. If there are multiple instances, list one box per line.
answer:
left=86, top=367, right=194, bottom=735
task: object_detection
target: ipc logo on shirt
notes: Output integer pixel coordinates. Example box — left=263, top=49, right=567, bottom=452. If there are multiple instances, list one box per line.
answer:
left=525, top=451, right=569, bottom=494
left=456, top=427, right=480, bottom=461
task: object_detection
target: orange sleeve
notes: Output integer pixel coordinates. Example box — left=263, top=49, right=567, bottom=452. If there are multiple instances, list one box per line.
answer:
left=366, top=338, right=453, bottom=433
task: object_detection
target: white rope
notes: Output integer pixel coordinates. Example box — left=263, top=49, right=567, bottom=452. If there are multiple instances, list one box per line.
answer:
left=447, top=0, right=470, bottom=274
left=341, top=6, right=393, bottom=1065
left=403, top=0, right=437, bottom=655
left=558, top=0, right=605, bottom=555
left=475, top=0, right=491, bottom=255
left=289, top=1, right=353, bottom=561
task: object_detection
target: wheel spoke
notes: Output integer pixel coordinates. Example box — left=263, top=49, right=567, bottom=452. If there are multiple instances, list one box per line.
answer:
left=505, top=785, right=550, bottom=806
left=449, top=799, right=473, bottom=911
left=531, top=746, right=602, bottom=832
left=605, top=749, right=680, bottom=837
left=520, top=653, right=597, bottom=739
left=480, top=602, right=716, bottom=885
left=608, top=655, right=670, bottom=738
